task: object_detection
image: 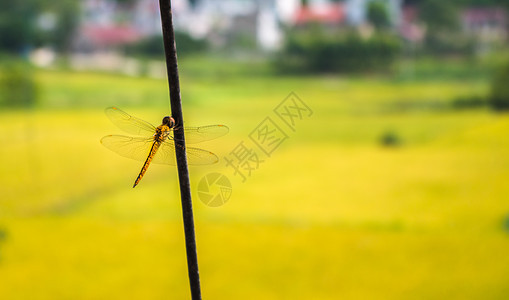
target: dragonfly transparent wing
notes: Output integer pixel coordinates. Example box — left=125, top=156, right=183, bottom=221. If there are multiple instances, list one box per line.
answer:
left=101, top=135, right=161, bottom=163
left=159, top=139, right=219, bottom=165
left=101, top=135, right=219, bottom=165
left=176, top=125, right=229, bottom=144
left=105, top=107, right=156, bottom=136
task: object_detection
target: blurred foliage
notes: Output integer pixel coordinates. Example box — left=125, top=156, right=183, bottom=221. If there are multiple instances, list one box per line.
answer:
left=0, top=0, right=79, bottom=54
left=504, top=214, right=509, bottom=232
left=275, top=28, right=401, bottom=74
left=419, top=0, right=460, bottom=33
left=0, top=58, right=38, bottom=108
left=416, top=0, right=475, bottom=56
left=124, top=32, right=208, bottom=59
left=455, top=0, right=509, bottom=7
left=380, top=131, right=402, bottom=147
left=451, top=95, right=488, bottom=110
left=367, top=1, right=391, bottom=30
left=0, top=228, right=6, bottom=244
left=406, top=0, right=508, bottom=7
left=227, top=32, right=258, bottom=51
left=124, top=36, right=164, bottom=58
left=0, top=227, right=6, bottom=261
left=171, top=31, right=208, bottom=56
left=0, top=0, right=38, bottom=54
left=489, top=60, right=509, bottom=111
left=115, top=0, right=137, bottom=5
left=38, top=0, right=80, bottom=53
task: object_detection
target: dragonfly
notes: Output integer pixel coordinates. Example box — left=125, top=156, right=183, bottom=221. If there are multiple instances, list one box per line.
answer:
left=101, top=107, right=229, bottom=188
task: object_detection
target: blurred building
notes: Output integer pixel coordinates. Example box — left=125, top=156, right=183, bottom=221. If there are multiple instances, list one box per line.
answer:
left=398, top=5, right=424, bottom=44
left=172, top=0, right=283, bottom=50
left=69, top=0, right=508, bottom=57
left=293, top=1, right=346, bottom=27
left=73, top=0, right=408, bottom=54
left=74, top=0, right=284, bottom=51
left=76, top=0, right=140, bottom=52
left=461, top=7, right=507, bottom=46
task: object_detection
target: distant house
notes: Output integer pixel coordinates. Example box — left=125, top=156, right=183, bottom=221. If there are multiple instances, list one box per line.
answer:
left=74, top=25, right=141, bottom=52
left=172, top=0, right=283, bottom=50
left=397, top=5, right=507, bottom=48
left=73, top=0, right=413, bottom=54
left=461, top=7, right=507, bottom=43
left=293, top=2, right=346, bottom=26
left=287, top=0, right=404, bottom=29
left=398, top=5, right=424, bottom=43
left=75, top=0, right=142, bottom=52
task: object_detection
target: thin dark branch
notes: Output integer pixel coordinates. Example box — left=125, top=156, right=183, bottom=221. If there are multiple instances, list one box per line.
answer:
left=158, top=0, right=202, bottom=299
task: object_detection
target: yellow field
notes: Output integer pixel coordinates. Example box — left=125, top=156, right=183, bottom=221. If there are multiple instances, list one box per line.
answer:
left=1, top=67, right=509, bottom=299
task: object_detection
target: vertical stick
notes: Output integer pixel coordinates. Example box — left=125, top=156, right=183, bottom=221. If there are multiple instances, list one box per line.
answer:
left=158, top=1, right=202, bottom=299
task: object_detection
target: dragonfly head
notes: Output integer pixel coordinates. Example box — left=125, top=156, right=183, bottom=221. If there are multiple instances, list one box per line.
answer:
left=162, top=116, right=175, bottom=128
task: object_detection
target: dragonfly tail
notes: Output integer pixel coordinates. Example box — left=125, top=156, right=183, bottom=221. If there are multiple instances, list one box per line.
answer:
left=133, top=163, right=148, bottom=188
left=132, top=141, right=159, bottom=188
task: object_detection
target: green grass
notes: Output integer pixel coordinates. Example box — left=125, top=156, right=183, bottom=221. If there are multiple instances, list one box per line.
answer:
left=1, top=62, right=509, bottom=299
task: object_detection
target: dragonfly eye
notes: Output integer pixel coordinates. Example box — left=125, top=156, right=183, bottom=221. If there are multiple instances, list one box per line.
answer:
left=161, top=116, right=170, bottom=126
left=162, top=116, right=175, bottom=128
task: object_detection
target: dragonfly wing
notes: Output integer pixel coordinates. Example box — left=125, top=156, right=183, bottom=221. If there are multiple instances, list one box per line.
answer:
left=178, top=125, right=229, bottom=144
left=101, top=135, right=155, bottom=163
left=186, top=146, right=219, bottom=165
left=105, top=107, right=156, bottom=136
left=156, top=140, right=219, bottom=165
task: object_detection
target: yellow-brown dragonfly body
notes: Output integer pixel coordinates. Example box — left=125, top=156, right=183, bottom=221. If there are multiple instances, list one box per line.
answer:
left=101, top=107, right=228, bottom=187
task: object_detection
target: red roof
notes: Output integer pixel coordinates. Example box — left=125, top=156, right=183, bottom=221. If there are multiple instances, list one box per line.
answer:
left=294, top=3, right=345, bottom=25
left=82, top=25, right=142, bottom=46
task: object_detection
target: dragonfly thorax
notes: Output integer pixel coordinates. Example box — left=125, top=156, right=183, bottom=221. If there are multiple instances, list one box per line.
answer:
left=154, top=125, right=171, bottom=141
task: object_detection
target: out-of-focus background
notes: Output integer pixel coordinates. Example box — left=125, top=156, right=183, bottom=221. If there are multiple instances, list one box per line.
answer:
left=1, top=0, right=509, bottom=298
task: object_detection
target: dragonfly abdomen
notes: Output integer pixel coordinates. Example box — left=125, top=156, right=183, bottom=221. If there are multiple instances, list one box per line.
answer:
left=133, top=140, right=162, bottom=188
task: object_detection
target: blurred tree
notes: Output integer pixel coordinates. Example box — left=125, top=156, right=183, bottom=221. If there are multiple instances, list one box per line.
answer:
left=0, top=228, right=6, bottom=261
left=275, top=28, right=401, bottom=74
left=115, top=0, right=137, bottom=5
left=407, top=0, right=509, bottom=8
left=455, top=0, right=509, bottom=6
left=367, top=1, right=391, bottom=30
left=380, top=131, right=401, bottom=147
left=0, top=0, right=38, bottom=54
left=47, top=0, right=80, bottom=53
left=124, top=32, right=208, bottom=58
left=418, top=0, right=472, bottom=55
left=419, top=0, right=459, bottom=33
left=0, top=0, right=79, bottom=55
left=0, top=58, right=38, bottom=108
left=503, top=214, right=509, bottom=232
left=489, top=61, right=509, bottom=111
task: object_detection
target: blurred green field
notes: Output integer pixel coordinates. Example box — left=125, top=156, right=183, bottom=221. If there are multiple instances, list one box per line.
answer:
left=1, top=62, right=509, bottom=299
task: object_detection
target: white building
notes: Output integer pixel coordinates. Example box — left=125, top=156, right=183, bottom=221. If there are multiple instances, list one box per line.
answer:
left=78, top=0, right=404, bottom=53
left=171, top=0, right=283, bottom=50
